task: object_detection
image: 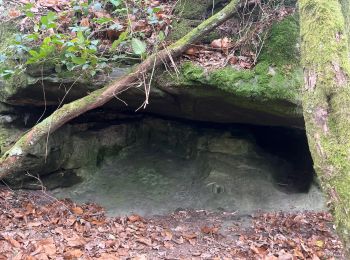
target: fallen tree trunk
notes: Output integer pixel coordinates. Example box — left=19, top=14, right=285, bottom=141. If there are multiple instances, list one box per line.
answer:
left=300, top=0, right=350, bottom=255
left=0, top=0, right=240, bottom=178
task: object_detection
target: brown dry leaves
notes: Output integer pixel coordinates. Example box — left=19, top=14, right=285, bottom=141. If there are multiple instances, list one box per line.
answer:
left=2, top=0, right=173, bottom=54
left=0, top=187, right=345, bottom=259
left=181, top=4, right=296, bottom=71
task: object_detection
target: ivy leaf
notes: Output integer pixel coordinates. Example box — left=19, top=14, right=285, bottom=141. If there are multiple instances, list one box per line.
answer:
left=92, top=2, right=102, bottom=11
left=111, top=31, right=128, bottom=50
left=93, top=17, right=113, bottom=25
left=40, top=11, right=57, bottom=29
left=77, top=31, right=85, bottom=44
left=109, top=23, right=123, bottom=30
left=72, top=56, right=87, bottom=65
left=26, top=11, right=34, bottom=18
left=109, top=0, right=122, bottom=7
left=91, top=40, right=99, bottom=45
left=66, top=62, right=75, bottom=71
left=131, top=38, right=146, bottom=55
left=28, top=50, right=39, bottom=57
left=158, top=31, right=165, bottom=42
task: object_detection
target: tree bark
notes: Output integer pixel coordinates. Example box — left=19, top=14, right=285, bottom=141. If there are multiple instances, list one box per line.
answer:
left=300, top=0, right=350, bottom=255
left=0, top=0, right=240, bottom=179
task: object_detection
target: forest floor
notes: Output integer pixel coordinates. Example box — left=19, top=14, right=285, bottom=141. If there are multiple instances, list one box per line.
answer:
left=0, top=187, right=344, bottom=260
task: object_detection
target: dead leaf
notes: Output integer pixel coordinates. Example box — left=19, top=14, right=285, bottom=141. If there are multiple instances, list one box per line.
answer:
left=98, top=253, right=120, bottom=260
left=132, top=255, right=147, bottom=260
left=211, top=39, right=222, bottom=49
left=132, top=20, right=148, bottom=31
left=312, top=255, right=321, bottom=260
left=228, top=56, right=238, bottom=65
left=239, top=60, right=252, bottom=69
left=200, top=225, right=219, bottom=235
left=63, top=249, right=83, bottom=259
left=185, top=47, right=198, bottom=56
left=28, top=222, right=42, bottom=227
left=315, top=240, right=324, bottom=248
left=32, top=253, right=48, bottom=260
left=80, top=18, right=90, bottom=27
left=4, top=236, right=21, bottom=248
left=128, top=215, right=142, bottom=223
left=173, top=236, right=184, bottom=244
left=163, top=230, right=173, bottom=241
left=221, top=37, right=230, bottom=49
left=72, top=206, right=84, bottom=215
left=9, top=9, right=21, bottom=18
left=183, top=233, right=197, bottom=239
left=251, top=245, right=267, bottom=256
left=38, top=0, right=59, bottom=7
left=66, top=235, right=85, bottom=247
left=210, top=37, right=230, bottom=50
left=136, top=237, right=152, bottom=247
left=38, top=238, right=56, bottom=256
left=277, top=252, right=293, bottom=260
left=163, top=241, right=174, bottom=249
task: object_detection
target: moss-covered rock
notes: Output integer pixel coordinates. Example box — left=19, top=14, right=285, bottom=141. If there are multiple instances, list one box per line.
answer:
left=0, top=14, right=304, bottom=128
left=168, top=0, right=223, bottom=42
left=173, top=0, right=213, bottom=19
left=154, top=14, right=303, bottom=126
left=259, top=15, right=300, bottom=66
left=155, top=61, right=302, bottom=125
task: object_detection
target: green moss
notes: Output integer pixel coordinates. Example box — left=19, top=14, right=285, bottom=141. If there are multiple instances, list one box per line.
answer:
left=166, top=14, right=303, bottom=104
left=300, top=0, right=349, bottom=69
left=169, top=19, right=220, bottom=42
left=0, top=73, right=28, bottom=102
left=173, top=0, right=211, bottom=19
left=169, top=0, right=221, bottom=42
left=155, top=60, right=303, bottom=121
left=259, top=15, right=300, bottom=66
left=209, top=65, right=301, bottom=103
left=181, top=62, right=206, bottom=82
left=0, top=22, right=16, bottom=53
left=175, top=61, right=302, bottom=104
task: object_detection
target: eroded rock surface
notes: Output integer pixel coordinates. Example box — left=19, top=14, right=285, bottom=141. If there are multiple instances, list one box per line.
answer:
left=25, top=117, right=324, bottom=216
left=51, top=122, right=324, bottom=215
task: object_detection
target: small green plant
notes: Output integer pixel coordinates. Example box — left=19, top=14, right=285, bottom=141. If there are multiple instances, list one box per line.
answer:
left=0, top=0, right=169, bottom=80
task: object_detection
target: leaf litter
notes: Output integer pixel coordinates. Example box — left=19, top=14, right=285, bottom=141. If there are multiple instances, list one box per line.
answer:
left=0, top=187, right=344, bottom=259
left=2, top=0, right=297, bottom=73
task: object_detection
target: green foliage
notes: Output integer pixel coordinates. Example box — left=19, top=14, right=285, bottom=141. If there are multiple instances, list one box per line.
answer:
left=0, top=0, right=169, bottom=80
left=40, top=11, right=57, bottom=30
left=0, top=10, right=104, bottom=78
left=131, top=38, right=147, bottom=56
left=111, top=31, right=128, bottom=50
left=109, top=0, right=122, bottom=8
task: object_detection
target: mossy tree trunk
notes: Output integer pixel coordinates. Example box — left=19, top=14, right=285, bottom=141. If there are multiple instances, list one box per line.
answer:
left=0, top=0, right=240, bottom=179
left=300, top=0, right=350, bottom=254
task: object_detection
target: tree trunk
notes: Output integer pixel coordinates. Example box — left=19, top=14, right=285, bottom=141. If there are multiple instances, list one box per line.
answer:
left=0, top=0, right=240, bottom=179
left=300, top=0, right=350, bottom=254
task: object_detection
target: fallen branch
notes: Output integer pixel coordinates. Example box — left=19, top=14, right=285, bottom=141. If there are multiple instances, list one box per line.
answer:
left=0, top=0, right=240, bottom=179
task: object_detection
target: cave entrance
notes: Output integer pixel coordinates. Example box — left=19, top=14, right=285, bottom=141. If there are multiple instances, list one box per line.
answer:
left=51, top=117, right=325, bottom=216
